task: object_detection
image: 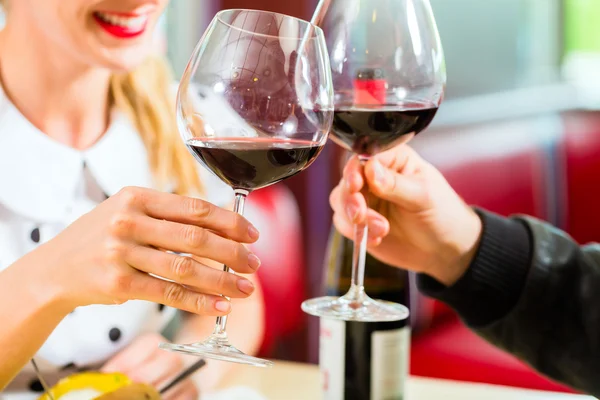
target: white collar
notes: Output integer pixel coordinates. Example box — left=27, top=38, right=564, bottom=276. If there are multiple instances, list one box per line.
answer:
left=0, top=88, right=155, bottom=222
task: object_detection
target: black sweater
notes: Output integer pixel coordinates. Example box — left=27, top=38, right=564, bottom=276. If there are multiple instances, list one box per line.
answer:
left=418, top=210, right=600, bottom=397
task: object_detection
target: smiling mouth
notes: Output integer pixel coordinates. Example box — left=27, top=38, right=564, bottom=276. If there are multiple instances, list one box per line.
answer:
left=92, top=11, right=150, bottom=38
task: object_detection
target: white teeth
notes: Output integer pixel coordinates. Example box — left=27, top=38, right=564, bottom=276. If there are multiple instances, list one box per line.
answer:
left=95, top=12, right=147, bottom=30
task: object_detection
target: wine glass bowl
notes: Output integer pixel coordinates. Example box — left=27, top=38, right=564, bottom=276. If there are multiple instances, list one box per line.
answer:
left=177, top=9, right=333, bottom=194
left=326, top=0, right=445, bottom=158
left=301, top=0, right=445, bottom=322
left=160, top=9, right=333, bottom=366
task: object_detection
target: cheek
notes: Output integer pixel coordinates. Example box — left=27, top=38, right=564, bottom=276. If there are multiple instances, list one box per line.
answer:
left=26, top=5, right=97, bottom=64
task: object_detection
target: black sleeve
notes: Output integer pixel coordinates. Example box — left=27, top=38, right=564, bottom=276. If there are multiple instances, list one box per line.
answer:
left=418, top=209, right=600, bottom=397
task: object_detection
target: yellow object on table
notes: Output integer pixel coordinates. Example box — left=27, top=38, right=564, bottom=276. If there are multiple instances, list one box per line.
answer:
left=95, top=383, right=161, bottom=400
left=37, top=372, right=160, bottom=400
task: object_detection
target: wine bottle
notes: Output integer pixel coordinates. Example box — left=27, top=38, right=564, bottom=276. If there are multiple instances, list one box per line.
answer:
left=319, top=227, right=410, bottom=400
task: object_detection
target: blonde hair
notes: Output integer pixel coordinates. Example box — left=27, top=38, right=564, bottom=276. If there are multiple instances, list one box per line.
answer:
left=1, top=0, right=202, bottom=195
left=110, top=57, right=202, bottom=195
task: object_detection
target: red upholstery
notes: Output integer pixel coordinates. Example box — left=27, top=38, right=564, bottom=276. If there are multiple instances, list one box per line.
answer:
left=562, top=112, right=600, bottom=245
left=414, top=122, right=552, bottom=220
left=410, top=321, right=575, bottom=393
left=245, top=185, right=307, bottom=356
left=408, top=117, right=580, bottom=393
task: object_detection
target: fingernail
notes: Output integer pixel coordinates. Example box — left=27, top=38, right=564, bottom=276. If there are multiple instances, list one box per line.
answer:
left=248, top=253, right=262, bottom=270
left=373, top=160, right=386, bottom=186
left=248, top=225, right=260, bottom=240
left=371, top=219, right=387, bottom=236
left=346, top=204, right=359, bottom=221
left=237, top=279, right=255, bottom=295
left=215, top=300, right=231, bottom=312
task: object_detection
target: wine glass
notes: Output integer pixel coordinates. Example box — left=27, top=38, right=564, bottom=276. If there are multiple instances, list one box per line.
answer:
left=301, top=0, right=446, bottom=322
left=158, top=9, right=333, bottom=367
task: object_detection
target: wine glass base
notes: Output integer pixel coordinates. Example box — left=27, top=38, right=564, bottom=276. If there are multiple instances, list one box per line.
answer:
left=159, top=340, right=273, bottom=368
left=301, top=296, right=409, bottom=322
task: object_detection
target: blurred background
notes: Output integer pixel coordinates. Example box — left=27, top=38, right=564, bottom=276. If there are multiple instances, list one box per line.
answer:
left=162, top=0, right=600, bottom=395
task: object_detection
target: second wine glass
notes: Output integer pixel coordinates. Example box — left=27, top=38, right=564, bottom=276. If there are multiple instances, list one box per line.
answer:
left=159, top=9, right=333, bottom=366
left=302, top=0, right=446, bottom=322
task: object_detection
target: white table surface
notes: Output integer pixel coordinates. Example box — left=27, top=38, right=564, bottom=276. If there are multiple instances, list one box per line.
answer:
left=218, top=361, right=596, bottom=400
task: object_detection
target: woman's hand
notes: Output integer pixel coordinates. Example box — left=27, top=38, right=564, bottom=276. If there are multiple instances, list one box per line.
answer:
left=330, top=146, right=482, bottom=286
left=34, top=186, right=260, bottom=314
left=102, top=333, right=198, bottom=400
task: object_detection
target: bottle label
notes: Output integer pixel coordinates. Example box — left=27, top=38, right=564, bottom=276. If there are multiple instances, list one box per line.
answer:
left=319, top=318, right=346, bottom=400
left=371, top=327, right=410, bottom=400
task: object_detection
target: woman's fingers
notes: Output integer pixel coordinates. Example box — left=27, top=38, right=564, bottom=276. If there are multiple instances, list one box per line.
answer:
left=126, top=272, right=232, bottom=316
left=126, top=216, right=260, bottom=274
left=164, top=379, right=199, bottom=400
left=101, top=336, right=157, bottom=373
left=127, top=351, right=181, bottom=387
left=114, top=187, right=259, bottom=244
left=127, top=247, right=255, bottom=298
left=122, top=345, right=199, bottom=400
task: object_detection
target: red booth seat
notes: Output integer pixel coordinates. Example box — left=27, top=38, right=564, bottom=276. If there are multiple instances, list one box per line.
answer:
left=411, top=320, right=574, bottom=393
left=562, top=112, right=600, bottom=245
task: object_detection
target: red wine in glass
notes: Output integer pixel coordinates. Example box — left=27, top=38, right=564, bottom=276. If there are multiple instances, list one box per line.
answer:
left=187, top=137, right=325, bottom=191
left=331, top=103, right=438, bottom=157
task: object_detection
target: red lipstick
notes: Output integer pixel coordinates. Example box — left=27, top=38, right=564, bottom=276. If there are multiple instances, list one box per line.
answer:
left=93, top=12, right=149, bottom=39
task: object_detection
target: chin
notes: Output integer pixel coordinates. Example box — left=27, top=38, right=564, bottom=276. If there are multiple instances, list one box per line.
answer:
left=96, top=47, right=155, bottom=73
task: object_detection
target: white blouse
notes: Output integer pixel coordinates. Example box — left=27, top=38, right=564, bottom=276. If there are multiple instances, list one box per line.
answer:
left=0, top=86, right=233, bottom=399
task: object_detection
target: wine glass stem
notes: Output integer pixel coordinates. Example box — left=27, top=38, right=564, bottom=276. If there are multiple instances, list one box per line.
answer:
left=213, top=189, right=248, bottom=336
left=346, top=157, right=370, bottom=303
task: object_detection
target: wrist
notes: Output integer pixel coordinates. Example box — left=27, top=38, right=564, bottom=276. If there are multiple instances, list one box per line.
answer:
left=430, top=205, right=483, bottom=287
left=15, top=247, right=78, bottom=316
